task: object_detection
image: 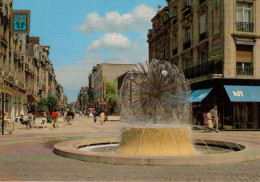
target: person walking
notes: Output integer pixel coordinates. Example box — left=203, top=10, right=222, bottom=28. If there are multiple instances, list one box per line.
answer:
left=93, top=110, right=97, bottom=123
left=207, top=109, right=213, bottom=128
left=67, top=109, right=73, bottom=125
left=51, top=110, right=58, bottom=128
left=63, top=111, right=67, bottom=122
left=211, top=105, right=219, bottom=130
left=100, top=111, right=105, bottom=125
left=203, top=111, right=207, bottom=127
left=87, top=110, right=90, bottom=118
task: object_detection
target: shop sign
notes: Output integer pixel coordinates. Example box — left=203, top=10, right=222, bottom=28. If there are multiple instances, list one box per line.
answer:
left=232, top=91, right=244, bottom=97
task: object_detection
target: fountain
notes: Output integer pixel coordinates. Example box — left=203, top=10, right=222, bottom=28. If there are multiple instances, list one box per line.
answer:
left=117, top=59, right=195, bottom=156
left=53, top=60, right=256, bottom=166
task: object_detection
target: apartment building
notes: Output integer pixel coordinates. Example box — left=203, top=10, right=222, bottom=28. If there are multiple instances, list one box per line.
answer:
left=0, top=0, right=66, bottom=117
left=90, top=63, right=134, bottom=111
left=148, top=0, right=260, bottom=129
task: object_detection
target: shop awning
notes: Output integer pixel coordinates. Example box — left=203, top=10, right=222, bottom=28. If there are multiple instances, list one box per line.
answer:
left=189, top=88, right=213, bottom=102
left=224, top=85, right=260, bottom=102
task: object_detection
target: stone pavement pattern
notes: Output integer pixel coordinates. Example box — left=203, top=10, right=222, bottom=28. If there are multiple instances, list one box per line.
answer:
left=0, top=116, right=260, bottom=181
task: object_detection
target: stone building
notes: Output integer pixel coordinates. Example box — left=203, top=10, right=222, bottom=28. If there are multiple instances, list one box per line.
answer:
left=148, top=0, right=260, bottom=130
left=0, top=0, right=66, bottom=117
left=90, top=63, right=134, bottom=111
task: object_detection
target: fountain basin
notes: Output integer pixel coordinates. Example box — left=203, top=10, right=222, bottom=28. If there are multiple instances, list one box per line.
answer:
left=53, top=135, right=260, bottom=166
left=116, top=127, right=196, bottom=156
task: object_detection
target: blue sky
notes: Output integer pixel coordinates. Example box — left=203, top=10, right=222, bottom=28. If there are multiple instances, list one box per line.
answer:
left=13, top=0, right=167, bottom=102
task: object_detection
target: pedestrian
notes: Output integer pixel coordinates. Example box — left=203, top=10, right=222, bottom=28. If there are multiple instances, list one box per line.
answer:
left=93, top=110, right=97, bottom=123
left=211, top=105, right=219, bottom=130
left=67, top=109, right=73, bottom=125
left=80, top=110, right=83, bottom=117
left=100, top=111, right=105, bottom=125
left=63, top=111, right=67, bottom=122
left=87, top=110, right=90, bottom=118
left=207, top=109, right=213, bottom=128
left=203, top=111, right=207, bottom=127
left=51, top=110, right=58, bottom=128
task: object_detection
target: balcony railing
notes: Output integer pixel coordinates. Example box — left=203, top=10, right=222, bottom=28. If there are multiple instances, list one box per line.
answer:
left=236, top=22, right=254, bottom=32
left=183, top=59, right=223, bottom=79
left=183, top=40, right=191, bottom=50
left=183, top=7, right=191, bottom=17
left=199, top=32, right=207, bottom=41
left=172, top=48, right=178, bottom=56
left=236, top=66, right=253, bottom=76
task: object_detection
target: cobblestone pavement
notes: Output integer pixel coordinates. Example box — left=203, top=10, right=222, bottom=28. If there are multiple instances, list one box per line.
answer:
left=1, top=116, right=260, bottom=181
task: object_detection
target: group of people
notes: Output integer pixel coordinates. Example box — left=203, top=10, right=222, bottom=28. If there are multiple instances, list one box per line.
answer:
left=204, top=105, right=219, bottom=131
left=76, top=109, right=106, bottom=125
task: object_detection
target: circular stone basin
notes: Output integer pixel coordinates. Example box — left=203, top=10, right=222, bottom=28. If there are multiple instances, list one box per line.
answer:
left=79, top=143, right=234, bottom=155
left=53, top=137, right=260, bottom=166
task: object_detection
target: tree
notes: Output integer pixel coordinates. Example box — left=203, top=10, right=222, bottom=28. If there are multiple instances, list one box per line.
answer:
left=106, top=79, right=118, bottom=114
left=46, top=94, right=59, bottom=111
left=35, top=98, right=48, bottom=115
left=35, top=95, right=59, bottom=115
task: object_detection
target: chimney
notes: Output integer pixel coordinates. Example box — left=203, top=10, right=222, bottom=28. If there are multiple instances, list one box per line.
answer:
left=158, top=5, right=162, bottom=12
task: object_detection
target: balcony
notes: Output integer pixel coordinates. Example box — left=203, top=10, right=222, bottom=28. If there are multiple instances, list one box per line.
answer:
left=172, top=48, right=178, bottom=56
left=183, top=59, right=223, bottom=79
left=236, top=22, right=254, bottom=32
left=183, top=40, right=191, bottom=50
left=183, top=7, right=192, bottom=18
left=236, top=66, right=253, bottom=76
left=199, top=32, right=207, bottom=41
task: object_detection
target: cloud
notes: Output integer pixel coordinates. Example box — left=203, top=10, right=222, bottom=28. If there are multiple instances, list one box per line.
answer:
left=77, top=4, right=156, bottom=34
left=86, top=33, right=130, bottom=52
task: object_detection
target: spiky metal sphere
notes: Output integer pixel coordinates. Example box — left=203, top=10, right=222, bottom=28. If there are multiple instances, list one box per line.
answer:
left=119, top=59, right=191, bottom=125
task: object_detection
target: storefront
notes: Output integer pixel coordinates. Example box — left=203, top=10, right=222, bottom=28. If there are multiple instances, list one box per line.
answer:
left=190, top=79, right=260, bottom=130
left=0, top=79, right=27, bottom=118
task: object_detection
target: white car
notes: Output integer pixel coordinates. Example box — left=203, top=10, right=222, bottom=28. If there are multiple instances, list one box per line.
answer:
left=89, top=113, right=93, bottom=117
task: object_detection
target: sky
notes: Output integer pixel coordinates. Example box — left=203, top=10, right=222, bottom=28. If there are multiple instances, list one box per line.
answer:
left=13, top=0, right=167, bottom=103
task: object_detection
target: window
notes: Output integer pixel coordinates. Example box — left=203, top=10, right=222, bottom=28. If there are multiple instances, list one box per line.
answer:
left=236, top=62, right=253, bottom=75
left=185, top=0, right=192, bottom=7
left=199, top=14, right=207, bottom=41
left=183, top=58, right=192, bottom=70
left=236, top=3, right=252, bottom=23
left=236, top=3, right=253, bottom=32
left=200, top=14, right=206, bottom=34
left=185, top=27, right=191, bottom=42
left=236, top=44, right=253, bottom=75
left=199, top=51, right=207, bottom=64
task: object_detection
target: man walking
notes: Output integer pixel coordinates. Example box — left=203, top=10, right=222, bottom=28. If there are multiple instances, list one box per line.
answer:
left=51, top=110, right=58, bottom=128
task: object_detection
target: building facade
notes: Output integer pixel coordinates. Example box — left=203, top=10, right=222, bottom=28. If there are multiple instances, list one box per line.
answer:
left=90, top=63, right=134, bottom=111
left=0, top=0, right=66, bottom=117
left=148, top=0, right=260, bottom=129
